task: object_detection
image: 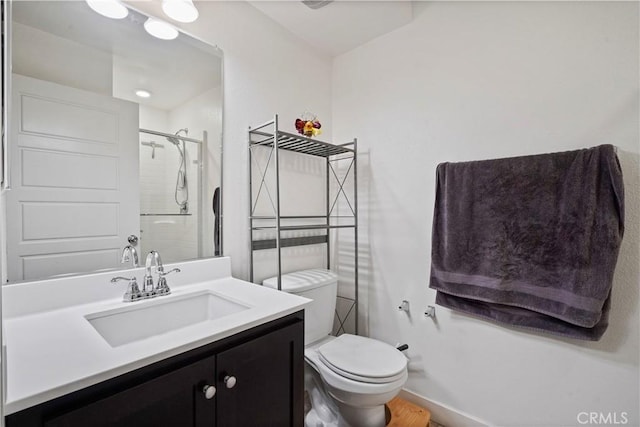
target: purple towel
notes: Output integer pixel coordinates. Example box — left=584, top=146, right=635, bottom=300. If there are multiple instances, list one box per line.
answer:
left=429, top=145, right=624, bottom=341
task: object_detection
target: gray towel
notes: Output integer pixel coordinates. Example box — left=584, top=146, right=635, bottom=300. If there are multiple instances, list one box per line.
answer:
left=429, top=145, right=624, bottom=341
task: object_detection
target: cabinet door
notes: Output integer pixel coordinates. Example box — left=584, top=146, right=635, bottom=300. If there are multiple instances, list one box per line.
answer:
left=44, top=355, right=216, bottom=427
left=216, top=322, right=304, bottom=427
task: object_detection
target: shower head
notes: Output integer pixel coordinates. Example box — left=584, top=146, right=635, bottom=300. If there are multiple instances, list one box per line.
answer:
left=166, top=128, right=188, bottom=146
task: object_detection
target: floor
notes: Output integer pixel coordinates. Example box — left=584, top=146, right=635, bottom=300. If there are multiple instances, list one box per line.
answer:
left=385, top=397, right=432, bottom=426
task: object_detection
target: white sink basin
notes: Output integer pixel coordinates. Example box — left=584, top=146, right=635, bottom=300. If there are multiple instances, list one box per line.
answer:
left=85, top=291, right=251, bottom=347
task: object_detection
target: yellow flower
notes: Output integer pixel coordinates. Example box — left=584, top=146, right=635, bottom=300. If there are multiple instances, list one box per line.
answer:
left=303, top=121, right=315, bottom=136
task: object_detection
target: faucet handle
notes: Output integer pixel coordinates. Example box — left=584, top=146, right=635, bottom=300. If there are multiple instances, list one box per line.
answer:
left=159, top=268, right=181, bottom=276
left=156, top=268, right=180, bottom=295
left=111, top=276, right=142, bottom=302
left=111, top=276, right=135, bottom=283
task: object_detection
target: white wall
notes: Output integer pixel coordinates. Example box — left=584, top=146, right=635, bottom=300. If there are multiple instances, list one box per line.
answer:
left=332, top=2, right=639, bottom=426
left=12, top=22, right=112, bottom=96
left=129, top=0, right=333, bottom=280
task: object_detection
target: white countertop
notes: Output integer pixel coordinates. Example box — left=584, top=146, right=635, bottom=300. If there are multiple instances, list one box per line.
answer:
left=2, top=257, right=309, bottom=415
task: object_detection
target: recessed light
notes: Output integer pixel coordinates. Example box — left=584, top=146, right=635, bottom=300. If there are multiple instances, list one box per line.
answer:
left=85, top=0, right=128, bottom=20
left=144, top=18, right=179, bottom=40
left=162, top=0, right=199, bottom=23
left=135, top=89, right=152, bottom=99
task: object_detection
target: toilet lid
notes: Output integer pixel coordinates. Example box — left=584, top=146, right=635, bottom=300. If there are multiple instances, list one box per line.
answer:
left=318, top=334, right=407, bottom=384
left=262, top=269, right=337, bottom=292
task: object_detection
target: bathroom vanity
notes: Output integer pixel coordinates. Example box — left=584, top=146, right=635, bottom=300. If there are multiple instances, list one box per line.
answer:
left=2, top=257, right=308, bottom=426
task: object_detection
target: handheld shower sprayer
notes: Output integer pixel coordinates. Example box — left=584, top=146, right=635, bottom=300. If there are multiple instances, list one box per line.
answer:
left=166, top=128, right=189, bottom=213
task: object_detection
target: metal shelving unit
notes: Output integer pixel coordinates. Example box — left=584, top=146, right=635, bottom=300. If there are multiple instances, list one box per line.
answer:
left=249, top=114, right=359, bottom=333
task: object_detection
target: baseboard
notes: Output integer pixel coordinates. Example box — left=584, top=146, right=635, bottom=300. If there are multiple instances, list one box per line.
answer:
left=399, top=389, right=490, bottom=427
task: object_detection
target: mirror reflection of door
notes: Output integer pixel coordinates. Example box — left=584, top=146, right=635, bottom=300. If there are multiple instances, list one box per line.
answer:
left=6, top=75, right=140, bottom=282
left=6, top=1, right=222, bottom=282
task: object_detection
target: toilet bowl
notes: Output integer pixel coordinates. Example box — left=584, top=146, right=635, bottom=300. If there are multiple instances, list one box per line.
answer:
left=305, top=334, right=408, bottom=426
left=263, top=270, right=408, bottom=427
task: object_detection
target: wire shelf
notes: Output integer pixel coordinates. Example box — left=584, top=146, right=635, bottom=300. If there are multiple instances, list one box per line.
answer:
left=248, top=114, right=359, bottom=334
left=249, top=129, right=354, bottom=158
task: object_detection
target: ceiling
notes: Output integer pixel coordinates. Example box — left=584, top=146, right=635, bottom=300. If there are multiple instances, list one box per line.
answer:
left=248, top=1, right=414, bottom=57
left=13, top=0, right=410, bottom=107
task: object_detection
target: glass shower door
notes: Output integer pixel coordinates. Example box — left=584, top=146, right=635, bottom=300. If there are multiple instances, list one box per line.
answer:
left=138, top=128, right=204, bottom=263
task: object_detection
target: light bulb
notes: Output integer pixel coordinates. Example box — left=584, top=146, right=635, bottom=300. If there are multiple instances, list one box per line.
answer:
left=135, top=89, right=151, bottom=98
left=85, top=0, right=128, bottom=20
left=162, top=0, right=199, bottom=23
left=143, top=18, right=179, bottom=40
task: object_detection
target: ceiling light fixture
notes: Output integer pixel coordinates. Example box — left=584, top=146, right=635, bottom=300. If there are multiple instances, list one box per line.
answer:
left=144, top=18, right=179, bottom=40
left=162, top=0, right=199, bottom=23
left=301, top=0, right=333, bottom=10
left=85, top=0, right=129, bottom=19
left=135, top=89, right=152, bottom=98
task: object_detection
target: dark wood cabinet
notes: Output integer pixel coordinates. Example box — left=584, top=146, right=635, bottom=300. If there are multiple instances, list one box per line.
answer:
left=216, top=321, right=304, bottom=426
left=6, top=312, right=304, bottom=427
left=45, top=355, right=217, bottom=427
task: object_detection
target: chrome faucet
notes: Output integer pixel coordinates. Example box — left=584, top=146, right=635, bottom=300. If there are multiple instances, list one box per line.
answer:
left=111, top=276, right=142, bottom=302
left=110, top=251, right=179, bottom=302
left=121, top=245, right=139, bottom=268
left=143, top=251, right=161, bottom=297
left=144, top=251, right=180, bottom=297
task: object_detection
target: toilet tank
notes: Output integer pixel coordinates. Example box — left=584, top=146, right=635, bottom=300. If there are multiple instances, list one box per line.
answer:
left=263, top=269, right=337, bottom=345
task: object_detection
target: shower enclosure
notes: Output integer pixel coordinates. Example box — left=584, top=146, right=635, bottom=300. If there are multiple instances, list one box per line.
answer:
left=138, top=128, right=206, bottom=263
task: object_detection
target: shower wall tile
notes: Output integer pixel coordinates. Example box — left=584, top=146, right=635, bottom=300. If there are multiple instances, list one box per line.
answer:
left=140, top=215, right=198, bottom=262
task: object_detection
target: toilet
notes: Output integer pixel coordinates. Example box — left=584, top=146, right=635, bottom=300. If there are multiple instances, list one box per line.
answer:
left=263, top=269, right=408, bottom=427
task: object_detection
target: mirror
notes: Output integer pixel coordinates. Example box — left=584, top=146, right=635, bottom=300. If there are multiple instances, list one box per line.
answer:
left=3, top=1, right=222, bottom=283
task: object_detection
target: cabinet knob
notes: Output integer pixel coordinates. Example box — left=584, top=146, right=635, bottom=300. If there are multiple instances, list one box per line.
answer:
left=224, top=375, right=237, bottom=389
left=202, top=385, right=216, bottom=399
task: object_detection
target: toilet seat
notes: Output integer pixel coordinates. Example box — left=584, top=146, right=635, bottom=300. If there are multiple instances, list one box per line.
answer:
left=304, top=336, right=408, bottom=406
left=317, top=334, right=407, bottom=384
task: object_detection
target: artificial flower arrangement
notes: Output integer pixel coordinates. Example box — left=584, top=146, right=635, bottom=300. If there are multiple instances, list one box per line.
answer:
left=295, top=113, right=322, bottom=137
